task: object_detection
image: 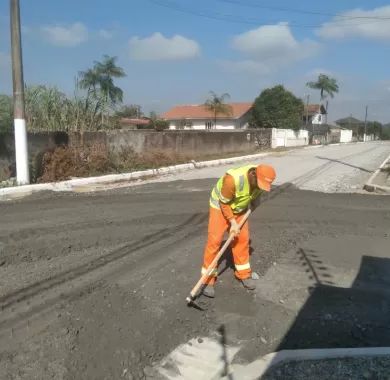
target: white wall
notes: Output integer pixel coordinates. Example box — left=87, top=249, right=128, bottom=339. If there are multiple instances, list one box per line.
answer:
left=311, top=113, right=325, bottom=125
left=168, top=118, right=245, bottom=130
left=271, top=129, right=309, bottom=148
left=340, top=129, right=353, bottom=143
left=364, top=134, right=376, bottom=142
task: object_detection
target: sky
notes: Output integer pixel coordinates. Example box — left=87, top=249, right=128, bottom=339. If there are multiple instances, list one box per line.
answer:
left=1, top=0, right=390, bottom=123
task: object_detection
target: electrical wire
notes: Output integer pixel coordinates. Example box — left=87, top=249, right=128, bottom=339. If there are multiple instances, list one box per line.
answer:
left=217, top=0, right=390, bottom=20
left=147, top=0, right=390, bottom=29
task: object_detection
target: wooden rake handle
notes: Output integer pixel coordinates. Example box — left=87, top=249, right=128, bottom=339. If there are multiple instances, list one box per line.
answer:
left=186, top=208, right=252, bottom=303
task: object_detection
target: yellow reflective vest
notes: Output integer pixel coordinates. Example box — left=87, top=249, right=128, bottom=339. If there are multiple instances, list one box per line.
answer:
left=209, top=164, right=262, bottom=214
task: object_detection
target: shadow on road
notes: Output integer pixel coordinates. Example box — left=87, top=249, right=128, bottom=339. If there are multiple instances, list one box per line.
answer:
left=295, top=247, right=335, bottom=287
left=277, top=255, right=390, bottom=350
left=218, top=325, right=234, bottom=380
left=258, top=255, right=390, bottom=378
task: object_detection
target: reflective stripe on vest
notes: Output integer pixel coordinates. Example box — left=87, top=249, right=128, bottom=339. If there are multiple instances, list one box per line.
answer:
left=209, top=164, right=262, bottom=213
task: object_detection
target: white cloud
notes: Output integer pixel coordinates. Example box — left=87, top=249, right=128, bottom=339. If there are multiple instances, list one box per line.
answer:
left=41, top=22, right=88, bottom=47
left=129, top=32, right=200, bottom=61
left=225, top=23, right=320, bottom=74
left=317, top=6, right=390, bottom=40
left=98, top=29, right=114, bottom=40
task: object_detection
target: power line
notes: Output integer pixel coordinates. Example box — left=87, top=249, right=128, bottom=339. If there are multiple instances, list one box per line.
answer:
left=148, top=0, right=390, bottom=28
left=216, top=0, right=390, bottom=20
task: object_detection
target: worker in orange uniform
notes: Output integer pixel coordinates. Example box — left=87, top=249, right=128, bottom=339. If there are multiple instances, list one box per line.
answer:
left=201, top=164, right=276, bottom=298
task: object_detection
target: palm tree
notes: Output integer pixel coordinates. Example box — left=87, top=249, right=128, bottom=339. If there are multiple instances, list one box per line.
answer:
left=78, top=68, right=100, bottom=96
left=95, top=55, right=126, bottom=81
left=306, top=74, right=339, bottom=123
left=306, top=74, right=339, bottom=101
left=78, top=55, right=126, bottom=125
left=94, top=55, right=126, bottom=106
left=204, top=91, right=232, bottom=129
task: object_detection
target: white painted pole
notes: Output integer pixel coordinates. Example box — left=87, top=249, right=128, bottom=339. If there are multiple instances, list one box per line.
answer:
left=10, top=0, right=29, bottom=185
left=14, top=118, right=29, bottom=183
left=363, top=105, right=368, bottom=143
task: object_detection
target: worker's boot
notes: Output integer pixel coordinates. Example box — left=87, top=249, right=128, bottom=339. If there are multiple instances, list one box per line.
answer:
left=240, top=277, right=256, bottom=290
left=202, top=284, right=215, bottom=298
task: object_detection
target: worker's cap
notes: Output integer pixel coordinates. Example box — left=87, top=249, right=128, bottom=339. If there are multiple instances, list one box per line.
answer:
left=256, top=164, right=276, bottom=192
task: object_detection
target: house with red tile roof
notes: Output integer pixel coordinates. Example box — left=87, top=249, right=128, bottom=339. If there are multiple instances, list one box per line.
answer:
left=162, top=102, right=254, bottom=130
left=303, top=104, right=327, bottom=125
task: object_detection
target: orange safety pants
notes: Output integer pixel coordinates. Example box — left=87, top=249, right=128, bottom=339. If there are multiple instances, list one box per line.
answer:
left=202, top=207, right=251, bottom=285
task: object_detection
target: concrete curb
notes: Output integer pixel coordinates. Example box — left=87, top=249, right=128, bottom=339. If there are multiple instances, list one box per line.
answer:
left=224, top=347, right=390, bottom=380
left=0, top=151, right=273, bottom=200
left=0, top=140, right=377, bottom=201
left=364, top=152, right=390, bottom=194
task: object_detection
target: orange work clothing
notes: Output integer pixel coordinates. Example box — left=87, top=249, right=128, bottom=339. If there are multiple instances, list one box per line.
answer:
left=219, top=174, right=235, bottom=220
left=202, top=173, right=252, bottom=285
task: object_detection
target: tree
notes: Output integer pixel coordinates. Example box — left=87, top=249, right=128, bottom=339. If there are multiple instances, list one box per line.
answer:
left=94, top=55, right=126, bottom=107
left=153, top=119, right=169, bottom=131
left=146, top=111, right=169, bottom=131
left=78, top=68, right=100, bottom=96
left=0, top=95, right=13, bottom=133
left=250, top=85, right=304, bottom=130
left=204, top=91, right=232, bottom=129
left=78, top=55, right=126, bottom=125
left=306, top=74, right=339, bottom=123
left=362, top=121, right=382, bottom=138
left=115, top=104, right=143, bottom=119
left=306, top=74, right=339, bottom=101
left=381, top=124, right=390, bottom=140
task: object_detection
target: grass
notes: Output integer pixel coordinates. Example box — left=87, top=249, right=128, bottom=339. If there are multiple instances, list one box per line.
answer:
left=1, top=144, right=292, bottom=186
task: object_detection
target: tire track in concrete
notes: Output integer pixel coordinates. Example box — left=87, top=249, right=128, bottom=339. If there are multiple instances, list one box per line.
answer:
left=0, top=145, right=378, bottom=328
left=260, top=145, right=380, bottom=204
left=0, top=212, right=207, bottom=332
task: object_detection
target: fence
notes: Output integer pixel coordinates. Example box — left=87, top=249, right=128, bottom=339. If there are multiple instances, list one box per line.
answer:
left=308, top=125, right=354, bottom=145
left=271, top=129, right=309, bottom=148
left=0, top=127, right=313, bottom=182
left=340, top=130, right=353, bottom=143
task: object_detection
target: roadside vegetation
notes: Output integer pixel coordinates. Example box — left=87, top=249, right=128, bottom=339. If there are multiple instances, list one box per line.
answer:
left=1, top=64, right=389, bottom=185
left=0, top=55, right=168, bottom=134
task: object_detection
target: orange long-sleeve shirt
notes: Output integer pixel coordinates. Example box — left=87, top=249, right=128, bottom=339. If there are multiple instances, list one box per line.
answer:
left=219, top=173, right=260, bottom=220
left=219, top=174, right=236, bottom=221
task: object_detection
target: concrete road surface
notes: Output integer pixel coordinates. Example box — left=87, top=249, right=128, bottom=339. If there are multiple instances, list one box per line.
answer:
left=0, top=142, right=389, bottom=380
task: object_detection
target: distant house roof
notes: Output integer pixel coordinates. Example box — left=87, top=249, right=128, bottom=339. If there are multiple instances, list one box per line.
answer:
left=330, top=125, right=352, bottom=130
left=120, top=118, right=150, bottom=126
left=303, top=104, right=327, bottom=116
left=335, top=116, right=364, bottom=126
left=162, top=102, right=253, bottom=120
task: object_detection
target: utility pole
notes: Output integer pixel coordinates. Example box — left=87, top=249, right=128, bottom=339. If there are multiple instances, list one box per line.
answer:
left=325, top=100, right=328, bottom=124
left=305, top=94, right=309, bottom=127
left=10, top=0, right=29, bottom=184
left=364, top=105, right=368, bottom=142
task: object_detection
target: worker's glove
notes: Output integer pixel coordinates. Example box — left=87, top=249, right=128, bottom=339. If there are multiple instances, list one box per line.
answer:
left=229, top=219, right=240, bottom=237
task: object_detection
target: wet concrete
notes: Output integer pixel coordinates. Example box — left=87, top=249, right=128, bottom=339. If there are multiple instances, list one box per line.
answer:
left=0, top=181, right=389, bottom=379
left=0, top=143, right=389, bottom=379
